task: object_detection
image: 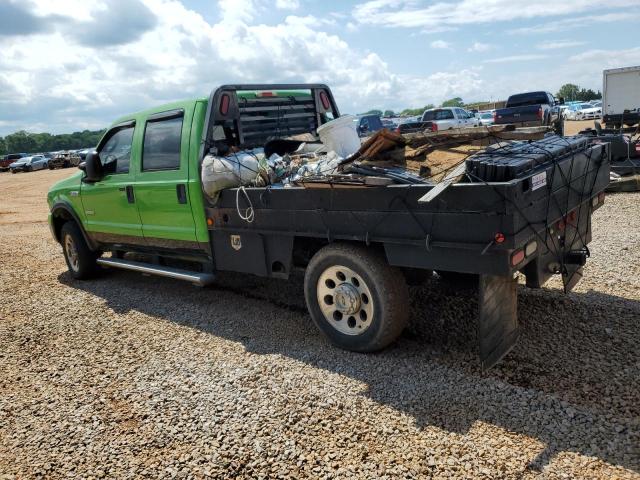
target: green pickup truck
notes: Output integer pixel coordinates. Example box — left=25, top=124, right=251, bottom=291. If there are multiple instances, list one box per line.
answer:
left=48, top=84, right=610, bottom=369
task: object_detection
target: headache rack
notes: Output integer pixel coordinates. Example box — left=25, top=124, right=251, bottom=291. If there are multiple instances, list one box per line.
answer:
left=201, top=84, right=340, bottom=152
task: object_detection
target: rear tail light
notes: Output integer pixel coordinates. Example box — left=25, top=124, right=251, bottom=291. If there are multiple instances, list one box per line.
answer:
left=493, top=111, right=498, bottom=122
left=557, top=218, right=566, bottom=231
left=219, top=94, right=230, bottom=115
left=431, top=123, right=438, bottom=132
left=537, top=106, right=543, bottom=120
left=511, top=249, right=525, bottom=266
left=319, top=90, right=331, bottom=110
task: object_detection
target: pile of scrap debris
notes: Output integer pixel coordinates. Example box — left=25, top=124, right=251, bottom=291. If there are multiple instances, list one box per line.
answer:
left=202, top=123, right=552, bottom=200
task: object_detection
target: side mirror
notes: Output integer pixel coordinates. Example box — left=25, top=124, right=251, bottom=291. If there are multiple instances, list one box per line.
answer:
left=82, top=151, right=103, bottom=182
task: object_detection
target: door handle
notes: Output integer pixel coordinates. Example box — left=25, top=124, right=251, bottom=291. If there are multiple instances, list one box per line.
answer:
left=125, top=185, right=135, bottom=204
left=176, top=184, right=187, bottom=204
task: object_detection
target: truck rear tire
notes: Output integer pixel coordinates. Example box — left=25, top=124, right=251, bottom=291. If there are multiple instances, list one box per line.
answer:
left=61, top=222, right=98, bottom=280
left=304, top=243, right=409, bottom=352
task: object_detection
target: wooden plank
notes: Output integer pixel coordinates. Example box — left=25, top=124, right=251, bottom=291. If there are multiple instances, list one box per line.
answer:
left=404, top=125, right=550, bottom=147
left=417, top=161, right=467, bottom=203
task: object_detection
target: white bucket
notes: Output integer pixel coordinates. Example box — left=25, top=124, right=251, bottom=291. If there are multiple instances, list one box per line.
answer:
left=316, top=115, right=361, bottom=158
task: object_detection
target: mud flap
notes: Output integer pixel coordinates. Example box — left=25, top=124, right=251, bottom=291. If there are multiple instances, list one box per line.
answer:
left=562, top=265, right=584, bottom=293
left=478, top=274, right=520, bottom=371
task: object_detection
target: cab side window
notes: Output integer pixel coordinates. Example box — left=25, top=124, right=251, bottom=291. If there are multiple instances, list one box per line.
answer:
left=142, top=114, right=184, bottom=171
left=99, top=126, right=134, bottom=174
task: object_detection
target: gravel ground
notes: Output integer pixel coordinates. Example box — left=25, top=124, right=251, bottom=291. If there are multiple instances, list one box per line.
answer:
left=563, top=119, right=596, bottom=136
left=0, top=168, right=639, bottom=479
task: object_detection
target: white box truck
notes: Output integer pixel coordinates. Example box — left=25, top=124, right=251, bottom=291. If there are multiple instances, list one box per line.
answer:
left=603, top=66, right=640, bottom=128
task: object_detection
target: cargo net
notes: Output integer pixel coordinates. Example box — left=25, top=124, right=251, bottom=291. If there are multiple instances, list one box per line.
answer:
left=417, top=132, right=608, bottom=292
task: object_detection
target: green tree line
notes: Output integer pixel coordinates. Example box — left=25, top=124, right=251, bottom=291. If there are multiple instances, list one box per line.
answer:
left=555, top=84, right=601, bottom=102
left=0, top=129, right=106, bottom=156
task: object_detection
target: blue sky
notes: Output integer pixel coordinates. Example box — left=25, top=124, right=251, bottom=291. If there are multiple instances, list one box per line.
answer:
left=0, top=0, right=638, bottom=135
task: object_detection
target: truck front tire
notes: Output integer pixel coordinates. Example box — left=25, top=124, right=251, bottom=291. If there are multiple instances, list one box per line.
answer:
left=61, top=222, right=98, bottom=280
left=304, top=243, right=409, bottom=352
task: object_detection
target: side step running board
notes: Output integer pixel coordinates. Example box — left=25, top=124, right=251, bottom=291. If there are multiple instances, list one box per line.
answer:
left=97, top=258, right=215, bottom=286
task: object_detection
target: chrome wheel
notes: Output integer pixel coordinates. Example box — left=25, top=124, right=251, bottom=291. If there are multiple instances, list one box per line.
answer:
left=317, top=265, right=374, bottom=335
left=64, top=234, right=80, bottom=272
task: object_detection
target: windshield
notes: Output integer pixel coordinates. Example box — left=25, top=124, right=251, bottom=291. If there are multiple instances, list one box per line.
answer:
left=579, top=103, right=593, bottom=109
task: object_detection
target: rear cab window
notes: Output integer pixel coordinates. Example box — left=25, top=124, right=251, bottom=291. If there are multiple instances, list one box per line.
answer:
left=422, top=110, right=455, bottom=121
left=507, top=92, right=550, bottom=108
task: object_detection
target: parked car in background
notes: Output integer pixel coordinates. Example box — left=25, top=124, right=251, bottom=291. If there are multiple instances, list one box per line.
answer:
left=478, top=111, right=495, bottom=126
left=381, top=118, right=396, bottom=130
left=1, top=153, right=27, bottom=172
left=421, top=107, right=479, bottom=130
left=493, top=91, right=563, bottom=134
left=574, top=103, right=602, bottom=120
left=49, top=151, right=81, bottom=169
left=564, top=103, right=601, bottom=120
left=10, top=155, right=48, bottom=173
left=354, top=114, right=384, bottom=137
left=77, top=148, right=94, bottom=161
left=563, top=104, right=580, bottom=120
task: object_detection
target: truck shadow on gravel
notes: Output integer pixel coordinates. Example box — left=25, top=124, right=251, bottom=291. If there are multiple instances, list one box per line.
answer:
left=59, top=270, right=640, bottom=473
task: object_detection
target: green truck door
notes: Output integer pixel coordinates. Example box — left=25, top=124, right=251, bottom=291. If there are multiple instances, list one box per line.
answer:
left=134, top=108, right=200, bottom=250
left=80, top=122, right=144, bottom=243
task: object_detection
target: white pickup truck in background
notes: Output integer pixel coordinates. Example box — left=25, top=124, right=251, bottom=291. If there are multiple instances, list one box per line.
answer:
left=420, top=107, right=479, bottom=131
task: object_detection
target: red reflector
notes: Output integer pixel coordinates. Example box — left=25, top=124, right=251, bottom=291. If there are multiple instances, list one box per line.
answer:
left=319, top=90, right=331, bottom=110
left=511, top=249, right=525, bottom=266
left=219, top=94, right=230, bottom=115
left=557, top=218, right=566, bottom=231
left=257, top=91, right=275, bottom=97
left=494, top=232, right=505, bottom=243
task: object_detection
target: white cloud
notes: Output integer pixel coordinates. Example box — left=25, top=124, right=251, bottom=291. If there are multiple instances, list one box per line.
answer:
left=353, top=0, right=638, bottom=28
left=12, top=0, right=632, bottom=135
left=508, top=12, right=640, bottom=34
left=430, top=40, right=451, bottom=49
left=0, top=0, right=490, bottom=134
left=568, top=46, right=640, bottom=67
left=468, top=42, right=491, bottom=52
left=483, top=54, right=548, bottom=64
left=536, top=40, right=587, bottom=50
left=275, top=0, right=300, bottom=9
left=218, top=0, right=257, bottom=22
